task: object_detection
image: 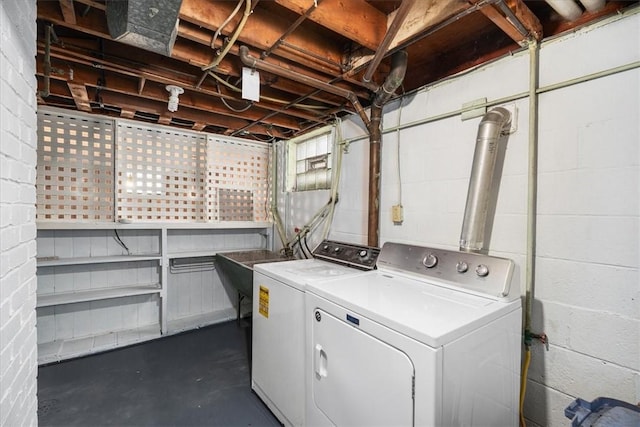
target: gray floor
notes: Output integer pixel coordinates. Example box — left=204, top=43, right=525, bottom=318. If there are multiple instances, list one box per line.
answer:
left=38, top=320, right=282, bottom=427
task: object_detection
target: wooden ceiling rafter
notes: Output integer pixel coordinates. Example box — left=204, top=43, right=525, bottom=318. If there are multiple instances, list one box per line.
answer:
left=35, top=0, right=637, bottom=138
left=36, top=40, right=332, bottom=128
left=35, top=53, right=307, bottom=132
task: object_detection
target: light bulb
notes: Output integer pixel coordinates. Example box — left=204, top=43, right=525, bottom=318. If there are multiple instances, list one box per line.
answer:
left=165, top=85, right=184, bottom=112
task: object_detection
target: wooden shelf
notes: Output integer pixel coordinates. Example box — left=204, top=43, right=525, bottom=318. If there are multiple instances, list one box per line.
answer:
left=37, top=285, right=161, bottom=308
left=37, top=325, right=161, bottom=365
left=37, top=221, right=271, bottom=230
left=37, top=254, right=161, bottom=267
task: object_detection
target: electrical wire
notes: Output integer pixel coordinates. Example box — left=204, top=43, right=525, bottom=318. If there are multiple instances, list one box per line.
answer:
left=211, top=0, right=245, bottom=49
left=202, top=0, right=252, bottom=71
left=519, top=347, right=531, bottom=427
left=208, top=71, right=328, bottom=111
left=216, top=80, right=254, bottom=112
left=396, top=97, right=404, bottom=207
left=113, top=229, right=130, bottom=255
left=303, top=235, right=313, bottom=258
left=296, top=233, right=308, bottom=258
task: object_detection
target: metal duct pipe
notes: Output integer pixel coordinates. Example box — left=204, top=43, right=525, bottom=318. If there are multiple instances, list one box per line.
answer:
left=367, top=50, right=408, bottom=247
left=579, top=0, right=606, bottom=13
left=459, top=107, right=512, bottom=253
left=545, top=0, right=582, bottom=21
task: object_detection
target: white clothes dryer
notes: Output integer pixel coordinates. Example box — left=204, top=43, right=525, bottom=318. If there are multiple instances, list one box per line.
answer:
left=305, top=242, right=522, bottom=427
left=252, top=240, right=379, bottom=427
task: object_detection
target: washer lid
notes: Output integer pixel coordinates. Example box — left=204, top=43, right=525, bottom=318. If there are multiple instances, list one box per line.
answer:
left=254, top=259, right=370, bottom=291
left=306, top=271, right=521, bottom=348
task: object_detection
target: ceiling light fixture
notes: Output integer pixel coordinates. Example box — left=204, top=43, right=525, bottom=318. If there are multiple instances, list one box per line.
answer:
left=166, top=85, right=184, bottom=112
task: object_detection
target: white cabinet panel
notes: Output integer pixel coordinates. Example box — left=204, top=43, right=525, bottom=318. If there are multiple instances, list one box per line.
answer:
left=36, top=223, right=271, bottom=363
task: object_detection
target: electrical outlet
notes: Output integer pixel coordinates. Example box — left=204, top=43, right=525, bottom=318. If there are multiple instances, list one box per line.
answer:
left=392, top=205, right=403, bottom=225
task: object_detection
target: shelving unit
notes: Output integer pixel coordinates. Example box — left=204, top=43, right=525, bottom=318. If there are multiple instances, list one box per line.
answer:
left=36, top=222, right=272, bottom=364
left=38, top=324, right=162, bottom=365
left=37, top=254, right=161, bottom=267
left=37, top=285, right=161, bottom=308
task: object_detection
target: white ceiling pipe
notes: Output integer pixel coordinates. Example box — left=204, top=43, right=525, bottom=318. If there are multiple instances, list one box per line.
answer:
left=545, top=0, right=583, bottom=21
left=579, top=0, right=606, bottom=13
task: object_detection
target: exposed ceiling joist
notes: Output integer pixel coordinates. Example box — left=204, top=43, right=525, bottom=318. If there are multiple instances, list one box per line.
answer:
left=35, top=0, right=636, bottom=139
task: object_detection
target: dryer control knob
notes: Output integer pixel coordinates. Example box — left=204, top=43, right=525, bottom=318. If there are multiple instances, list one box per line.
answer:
left=422, top=253, right=438, bottom=268
left=456, top=261, right=469, bottom=273
left=359, top=250, right=368, bottom=258
left=476, top=264, right=490, bottom=277
left=334, top=247, right=341, bottom=253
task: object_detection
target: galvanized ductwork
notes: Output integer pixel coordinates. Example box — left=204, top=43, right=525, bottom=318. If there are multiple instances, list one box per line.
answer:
left=460, top=107, right=512, bottom=253
left=106, top=0, right=183, bottom=56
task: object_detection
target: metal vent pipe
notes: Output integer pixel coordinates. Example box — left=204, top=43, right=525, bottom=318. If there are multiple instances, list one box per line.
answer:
left=459, top=107, right=512, bottom=253
left=367, top=50, right=408, bottom=247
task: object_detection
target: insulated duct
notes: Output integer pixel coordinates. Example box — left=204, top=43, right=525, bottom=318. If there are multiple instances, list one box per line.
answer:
left=106, top=0, right=183, bottom=56
left=459, top=107, right=512, bottom=253
left=545, top=0, right=582, bottom=21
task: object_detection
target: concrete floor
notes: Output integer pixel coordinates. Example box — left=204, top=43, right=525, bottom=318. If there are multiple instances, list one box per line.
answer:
left=38, top=320, right=281, bottom=426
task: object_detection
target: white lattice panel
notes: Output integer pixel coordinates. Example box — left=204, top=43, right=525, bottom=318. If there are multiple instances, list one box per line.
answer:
left=206, top=136, right=270, bottom=222
left=116, top=121, right=207, bottom=221
left=37, top=111, right=115, bottom=221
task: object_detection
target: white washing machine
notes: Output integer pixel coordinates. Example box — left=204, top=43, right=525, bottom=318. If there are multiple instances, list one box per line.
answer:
left=305, top=242, right=522, bottom=427
left=252, top=240, right=380, bottom=427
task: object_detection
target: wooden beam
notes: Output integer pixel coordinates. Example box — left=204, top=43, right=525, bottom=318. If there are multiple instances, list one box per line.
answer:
left=179, top=0, right=344, bottom=68
left=505, top=0, right=543, bottom=41
left=120, top=109, right=136, bottom=119
left=158, top=116, right=172, bottom=125
left=274, top=0, right=387, bottom=51
left=476, top=0, right=542, bottom=44
left=73, top=0, right=106, bottom=11
left=96, top=91, right=287, bottom=138
left=38, top=0, right=110, bottom=39
left=59, top=0, right=77, bottom=24
left=192, top=122, right=207, bottom=131
left=471, top=0, right=542, bottom=44
left=67, top=82, right=92, bottom=111
left=389, top=0, right=469, bottom=50
left=479, top=4, right=527, bottom=44
left=37, top=55, right=306, bottom=131
left=138, top=77, right=146, bottom=95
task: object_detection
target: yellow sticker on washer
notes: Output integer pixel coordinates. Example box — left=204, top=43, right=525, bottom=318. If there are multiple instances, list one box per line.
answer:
left=259, top=285, right=269, bottom=318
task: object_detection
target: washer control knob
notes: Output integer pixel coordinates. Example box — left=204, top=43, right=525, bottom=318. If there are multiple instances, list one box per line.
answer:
left=456, top=261, right=469, bottom=273
left=476, top=264, right=490, bottom=277
left=334, top=247, right=341, bottom=253
left=359, top=250, right=368, bottom=258
left=422, top=253, right=438, bottom=268
left=322, top=245, right=329, bottom=251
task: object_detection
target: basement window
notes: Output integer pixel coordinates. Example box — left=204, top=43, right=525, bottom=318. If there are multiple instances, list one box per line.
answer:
left=287, top=125, right=334, bottom=192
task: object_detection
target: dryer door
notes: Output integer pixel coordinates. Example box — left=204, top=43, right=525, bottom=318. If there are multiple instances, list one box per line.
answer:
left=311, top=309, right=414, bottom=426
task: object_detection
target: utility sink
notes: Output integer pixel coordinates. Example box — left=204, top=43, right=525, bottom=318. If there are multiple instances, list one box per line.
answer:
left=216, top=250, right=294, bottom=320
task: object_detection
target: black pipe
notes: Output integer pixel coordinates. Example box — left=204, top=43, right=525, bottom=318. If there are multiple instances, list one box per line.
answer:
left=367, top=50, right=408, bottom=247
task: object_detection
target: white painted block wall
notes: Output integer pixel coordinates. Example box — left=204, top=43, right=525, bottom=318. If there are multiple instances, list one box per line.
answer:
left=0, top=0, right=38, bottom=425
left=325, top=11, right=639, bottom=427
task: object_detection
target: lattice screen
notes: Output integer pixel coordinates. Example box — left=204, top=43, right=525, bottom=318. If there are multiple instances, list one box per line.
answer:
left=116, top=121, right=207, bottom=222
left=36, top=111, right=115, bottom=221
left=206, top=137, right=270, bottom=222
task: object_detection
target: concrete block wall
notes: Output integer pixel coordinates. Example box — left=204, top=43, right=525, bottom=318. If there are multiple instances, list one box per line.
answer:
left=0, top=0, right=39, bottom=425
left=328, top=10, right=639, bottom=427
